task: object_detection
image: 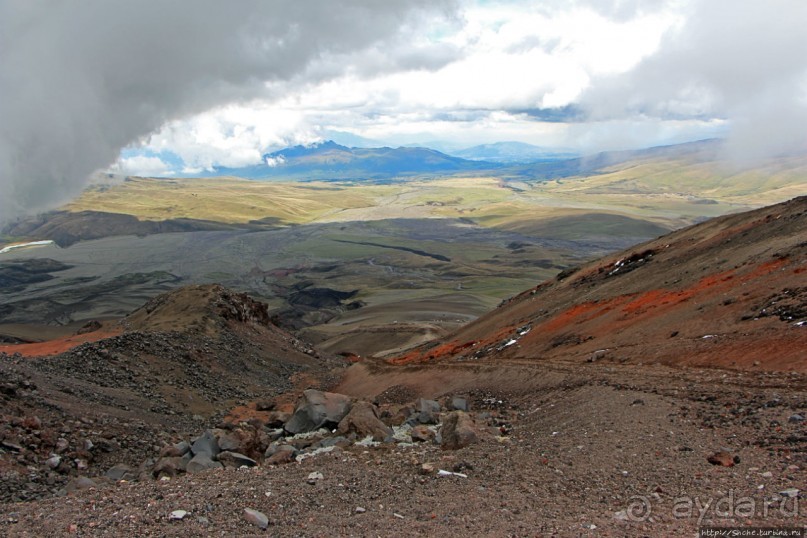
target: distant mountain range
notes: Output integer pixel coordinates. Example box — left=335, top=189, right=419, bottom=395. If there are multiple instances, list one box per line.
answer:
left=447, top=141, right=578, bottom=163
left=210, top=140, right=500, bottom=181
left=177, top=137, right=736, bottom=183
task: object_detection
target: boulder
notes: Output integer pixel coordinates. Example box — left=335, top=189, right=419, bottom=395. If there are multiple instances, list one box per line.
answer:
left=284, top=390, right=353, bottom=434
left=105, top=463, right=135, bottom=481
left=214, top=430, right=243, bottom=452
left=415, top=398, right=441, bottom=424
left=265, top=445, right=296, bottom=465
left=265, top=411, right=292, bottom=428
left=440, top=411, right=479, bottom=450
left=160, top=440, right=190, bottom=458
left=337, top=401, right=393, bottom=442
left=152, top=456, right=187, bottom=478
left=186, top=452, right=223, bottom=473
left=448, top=397, right=469, bottom=412
left=418, top=398, right=441, bottom=413
left=378, top=404, right=412, bottom=427
left=266, top=428, right=285, bottom=442
left=191, top=430, right=220, bottom=458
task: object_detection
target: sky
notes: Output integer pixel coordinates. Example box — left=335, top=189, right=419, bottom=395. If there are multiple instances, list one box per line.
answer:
left=1, top=0, right=806, bottom=219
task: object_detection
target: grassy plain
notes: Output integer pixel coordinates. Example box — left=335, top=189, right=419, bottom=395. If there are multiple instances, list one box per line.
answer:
left=67, top=147, right=806, bottom=237
left=9, top=147, right=804, bottom=356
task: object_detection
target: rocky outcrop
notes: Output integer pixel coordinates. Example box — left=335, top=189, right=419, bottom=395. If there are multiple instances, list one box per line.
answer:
left=284, top=390, right=353, bottom=434
left=440, top=411, right=479, bottom=450
left=337, top=401, right=393, bottom=441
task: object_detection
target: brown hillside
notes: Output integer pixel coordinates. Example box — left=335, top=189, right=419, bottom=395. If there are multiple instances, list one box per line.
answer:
left=1, top=203, right=805, bottom=536
left=0, top=284, right=340, bottom=502
left=390, top=196, right=807, bottom=371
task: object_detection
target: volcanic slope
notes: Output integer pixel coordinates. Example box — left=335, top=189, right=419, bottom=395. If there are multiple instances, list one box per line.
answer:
left=1, top=200, right=806, bottom=537
left=387, top=195, right=807, bottom=372
left=0, top=284, right=340, bottom=502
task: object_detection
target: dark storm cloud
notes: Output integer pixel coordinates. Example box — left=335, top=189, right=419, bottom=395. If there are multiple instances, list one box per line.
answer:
left=0, top=0, right=456, bottom=220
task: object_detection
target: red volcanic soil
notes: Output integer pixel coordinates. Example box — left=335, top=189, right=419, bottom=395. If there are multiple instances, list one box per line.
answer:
left=390, top=196, right=807, bottom=372
left=0, top=325, right=122, bottom=357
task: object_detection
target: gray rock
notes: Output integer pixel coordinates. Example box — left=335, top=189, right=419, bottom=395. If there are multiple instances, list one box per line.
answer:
left=215, top=431, right=242, bottom=452
left=266, top=428, right=285, bottom=442
left=186, top=452, right=223, bottom=473
left=284, top=390, right=353, bottom=434
left=218, top=451, right=257, bottom=468
left=337, top=401, right=393, bottom=441
left=244, top=508, right=269, bottom=529
left=440, top=411, right=479, bottom=450
left=46, top=455, right=61, bottom=469
left=265, top=445, right=296, bottom=465
left=449, top=397, right=469, bottom=412
left=417, top=398, right=441, bottom=414
left=105, top=463, right=135, bottom=481
left=0, top=440, right=22, bottom=452
left=414, top=398, right=442, bottom=425
left=789, top=414, right=805, bottom=423
left=173, top=440, right=190, bottom=452
left=169, top=510, right=187, bottom=520
left=153, top=456, right=186, bottom=478
left=265, top=440, right=301, bottom=457
left=191, top=430, right=220, bottom=458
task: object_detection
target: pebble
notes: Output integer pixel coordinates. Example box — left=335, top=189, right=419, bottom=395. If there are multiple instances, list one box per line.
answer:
left=243, top=508, right=269, bottom=529
left=307, top=471, right=324, bottom=485
left=355, top=507, right=366, bottom=514
left=707, top=451, right=735, bottom=467
left=169, top=510, right=187, bottom=520
left=761, top=471, right=773, bottom=478
left=779, top=488, right=800, bottom=498
left=788, top=414, right=805, bottom=423
left=419, top=463, right=436, bottom=475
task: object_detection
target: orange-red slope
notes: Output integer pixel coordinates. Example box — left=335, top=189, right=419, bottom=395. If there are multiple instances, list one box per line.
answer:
left=0, top=327, right=123, bottom=357
left=389, top=196, right=807, bottom=371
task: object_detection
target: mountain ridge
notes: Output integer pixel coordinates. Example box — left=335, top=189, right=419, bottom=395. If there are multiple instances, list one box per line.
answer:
left=389, top=195, right=807, bottom=371
left=208, top=140, right=500, bottom=181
